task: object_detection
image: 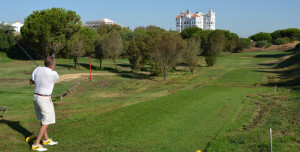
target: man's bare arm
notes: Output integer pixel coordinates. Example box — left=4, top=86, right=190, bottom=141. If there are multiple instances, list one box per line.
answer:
left=30, top=79, right=34, bottom=85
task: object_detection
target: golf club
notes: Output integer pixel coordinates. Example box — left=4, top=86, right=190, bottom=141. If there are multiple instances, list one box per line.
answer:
left=4, top=30, right=38, bottom=67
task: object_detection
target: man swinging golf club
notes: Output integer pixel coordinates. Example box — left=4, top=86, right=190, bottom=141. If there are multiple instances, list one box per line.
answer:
left=30, top=56, right=59, bottom=151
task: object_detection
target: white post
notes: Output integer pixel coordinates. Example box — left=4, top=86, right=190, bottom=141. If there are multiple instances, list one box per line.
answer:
left=270, top=128, right=272, bottom=152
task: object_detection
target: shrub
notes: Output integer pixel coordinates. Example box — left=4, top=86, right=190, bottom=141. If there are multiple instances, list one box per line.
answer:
left=265, top=42, right=272, bottom=48
left=284, top=37, right=290, bottom=43
left=235, top=38, right=251, bottom=52
left=255, top=40, right=268, bottom=48
left=274, top=38, right=287, bottom=45
left=205, top=55, right=217, bottom=66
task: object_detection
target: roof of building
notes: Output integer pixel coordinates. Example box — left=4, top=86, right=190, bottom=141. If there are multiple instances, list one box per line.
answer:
left=176, top=14, right=182, bottom=18
left=192, top=14, right=201, bottom=17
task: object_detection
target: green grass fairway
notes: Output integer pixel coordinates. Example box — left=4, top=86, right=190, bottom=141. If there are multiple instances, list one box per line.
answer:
left=0, top=50, right=299, bottom=151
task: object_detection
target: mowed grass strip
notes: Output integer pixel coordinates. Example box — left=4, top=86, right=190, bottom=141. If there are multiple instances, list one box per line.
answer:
left=48, top=86, right=271, bottom=152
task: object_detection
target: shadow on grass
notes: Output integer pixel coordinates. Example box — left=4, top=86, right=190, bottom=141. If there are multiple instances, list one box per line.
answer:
left=276, top=52, right=300, bottom=68
left=254, top=66, right=300, bottom=86
left=56, top=63, right=98, bottom=71
left=103, top=67, right=153, bottom=80
left=118, top=63, right=131, bottom=68
left=253, top=50, right=300, bottom=86
left=0, top=119, right=35, bottom=147
left=56, top=64, right=73, bottom=69
left=258, top=63, right=277, bottom=66
left=254, top=53, right=288, bottom=58
left=80, top=63, right=98, bottom=70
left=177, top=62, right=189, bottom=66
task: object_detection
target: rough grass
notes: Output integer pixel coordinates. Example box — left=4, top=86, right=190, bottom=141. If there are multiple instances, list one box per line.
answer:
left=0, top=50, right=299, bottom=151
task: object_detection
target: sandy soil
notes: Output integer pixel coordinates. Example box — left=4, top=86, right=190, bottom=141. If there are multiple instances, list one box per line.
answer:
left=57, top=71, right=150, bottom=83
left=57, top=73, right=118, bottom=83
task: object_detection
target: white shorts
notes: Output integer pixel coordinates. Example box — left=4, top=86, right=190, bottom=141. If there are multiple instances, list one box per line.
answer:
left=33, top=94, right=56, bottom=125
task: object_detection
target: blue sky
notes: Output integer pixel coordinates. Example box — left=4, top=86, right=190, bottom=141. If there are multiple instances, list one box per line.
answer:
left=1, top=0, right=299, bottom=37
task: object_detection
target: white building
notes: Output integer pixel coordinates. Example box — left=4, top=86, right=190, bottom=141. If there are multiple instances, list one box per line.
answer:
left=0, top=21, right=23, bottom=33
left=83, top=18, right=120, bottom=29
left=12, top=21, right=23, bottom=33
left=176, top=9, right=215, bottom=32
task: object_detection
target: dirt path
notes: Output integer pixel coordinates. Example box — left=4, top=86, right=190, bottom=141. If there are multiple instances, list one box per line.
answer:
left=57, top=73, right=119, bottom=83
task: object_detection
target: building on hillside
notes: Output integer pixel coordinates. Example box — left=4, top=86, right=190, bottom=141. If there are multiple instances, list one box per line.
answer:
left=83, top=18, right=120, bottom=30
left=0, top=21, right=24, bottom=34
left=176, top=9, right=215, bottom=32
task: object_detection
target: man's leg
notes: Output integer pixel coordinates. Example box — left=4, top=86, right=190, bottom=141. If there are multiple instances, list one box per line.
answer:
left=41, top=123, right=49, bottom=141
left=43, top=126, right=49, bottom=141
left=33, top=124, right=49, bottom=146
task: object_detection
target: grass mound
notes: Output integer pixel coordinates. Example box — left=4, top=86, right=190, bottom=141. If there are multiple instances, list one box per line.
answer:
left=269, top=43, right=300, bottom=86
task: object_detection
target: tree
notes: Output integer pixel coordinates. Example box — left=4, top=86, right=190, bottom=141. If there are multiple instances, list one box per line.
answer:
left=181, top=27, right=202, bottom=39
left=21, top=7, right=81, bottom=58
left=206, top=30, right=226, bottom=56
left=202, top=30, right=225, bottom=66
left=271, top=28, right=300, bottom=41
left=95, top=37, right=104, bottom=70
left=127, top=39, right=142, bottom=71
left=0, top=23, right=14, bottom=51
left=102, top=30, right=123, bottom=71
left=68, top=34, right=85, bottom=70
left=183, top=37, right=201, bottom=74
left=119, top=27, right=139, bottom=57
left=126, top=35, right=149, bottom=71
left=134, top=26, right=147, bottom=36
left=97, top=24, right=123, bottom=36
left=193, top=30, right=213, bottom=54
left=222, top=30, right=239, bottom=52
left=152, top=32, right=186, bottom=80
left=235, top=38, right=251, bottom=52
left=66, top=27, right=98, bottom=70
left=78, top=27, right=99, bottom=56
left=249, top=32, right=272, bottom=42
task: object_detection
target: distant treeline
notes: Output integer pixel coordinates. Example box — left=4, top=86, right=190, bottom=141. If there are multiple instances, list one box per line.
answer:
left=249, top=28, right=300, bottom=48
left=1, top=7, right=299, bottom=80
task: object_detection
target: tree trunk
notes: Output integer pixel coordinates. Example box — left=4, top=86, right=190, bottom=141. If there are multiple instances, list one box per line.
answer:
left=77, top=57, right=80, bottom=71
left=74, top=57, right=77, bottom=69
left=113, top=59, right=118, bottom=71
left=164, top=70, right=167, bottom=81
left=190, top=67, right=194, bottom=75
left=99, top=58, right=102, bottom=70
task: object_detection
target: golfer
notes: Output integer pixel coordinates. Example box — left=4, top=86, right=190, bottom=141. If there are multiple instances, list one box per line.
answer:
left=30, top=56, right=59, bottom=151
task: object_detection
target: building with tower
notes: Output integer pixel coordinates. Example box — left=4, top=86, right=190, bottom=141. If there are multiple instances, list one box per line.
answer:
left=176, top=9, right=215, bottom=32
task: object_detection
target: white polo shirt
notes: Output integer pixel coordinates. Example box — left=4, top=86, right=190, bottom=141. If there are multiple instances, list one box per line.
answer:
left=31, top=67, right=59, bottom=95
